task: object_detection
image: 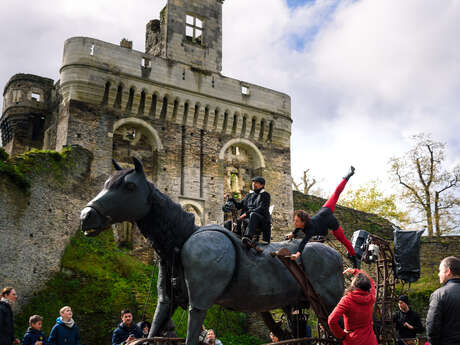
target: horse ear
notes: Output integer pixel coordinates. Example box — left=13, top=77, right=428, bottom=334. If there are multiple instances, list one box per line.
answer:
left=112, top=159, right=123, bottom=171
left=132, top=157, right=145, bottom=174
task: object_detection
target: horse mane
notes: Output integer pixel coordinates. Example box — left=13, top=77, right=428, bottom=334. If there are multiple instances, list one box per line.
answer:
left=136, top=181, right=198, bottom=263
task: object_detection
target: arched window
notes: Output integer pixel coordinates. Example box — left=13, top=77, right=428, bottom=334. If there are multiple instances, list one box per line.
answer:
left=241, top=116, right=247, bottom=137
left=114, top=84, right=123, bottom=109
left=150, top=93, right=157, bottom=117
left=125, top=87, right=135, bottom=113
left=160, top=96, right=168, bottom=121
left=138, top=90, right=146, bottom=115
left=102, top=81, right=111, bottom=105
left=259, top=119, right=266, bottom=141
left=249, top=117, right=256, bottom=138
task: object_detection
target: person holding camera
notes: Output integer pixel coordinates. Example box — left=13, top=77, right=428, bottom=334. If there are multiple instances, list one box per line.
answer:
left=112, top=309, right=143, bottom=345
left=204, top=329, right=222, bottom=345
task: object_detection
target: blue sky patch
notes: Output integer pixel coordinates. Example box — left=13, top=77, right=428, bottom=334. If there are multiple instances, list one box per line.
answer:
left=286, top=0, right=316, bottom=8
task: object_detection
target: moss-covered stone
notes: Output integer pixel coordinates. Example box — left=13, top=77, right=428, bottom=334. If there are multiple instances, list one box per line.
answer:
left=0, top=146, right=78, bottom=193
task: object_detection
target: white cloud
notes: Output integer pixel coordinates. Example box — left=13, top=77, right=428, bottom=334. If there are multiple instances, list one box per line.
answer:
left=1, top=0, right=459, bottom=198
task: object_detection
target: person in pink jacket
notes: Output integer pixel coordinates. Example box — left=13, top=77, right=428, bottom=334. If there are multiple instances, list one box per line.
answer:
left=328, top=268, right=378, bottom=345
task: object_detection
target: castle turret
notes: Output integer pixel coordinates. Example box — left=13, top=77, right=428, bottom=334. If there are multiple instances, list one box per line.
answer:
left=1, top=74, right=54, bottom=155
left=146, top=0, right=223, bottom=73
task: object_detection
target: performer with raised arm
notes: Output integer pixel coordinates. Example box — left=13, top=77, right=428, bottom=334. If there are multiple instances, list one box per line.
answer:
left=288, top=166, right=358, bottom=268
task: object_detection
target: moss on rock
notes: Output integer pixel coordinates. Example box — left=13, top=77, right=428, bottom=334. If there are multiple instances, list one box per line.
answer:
left=0, top=147, right=78, bottom=193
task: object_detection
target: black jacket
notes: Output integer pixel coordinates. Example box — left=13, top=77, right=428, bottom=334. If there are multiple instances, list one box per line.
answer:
left=393, top=308, right=424, bottom=339
left=112, top=322, right=143, bottom=345
left=232, top=189, right=270, bottom=220
left=22, top=327, right=50, bottom=345
left=0, top=301, right=14, bottom=345
left=426, top=278, right=460, bottom=345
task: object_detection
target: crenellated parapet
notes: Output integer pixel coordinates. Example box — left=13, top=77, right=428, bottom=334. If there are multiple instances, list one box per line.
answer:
left=59, top=37, right=291, bottom=148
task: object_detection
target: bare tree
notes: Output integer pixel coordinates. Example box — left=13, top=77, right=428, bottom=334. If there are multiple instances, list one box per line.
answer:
left=291, top=169, right=317, bottom=194
left=389, top=134, right=460, bottom=236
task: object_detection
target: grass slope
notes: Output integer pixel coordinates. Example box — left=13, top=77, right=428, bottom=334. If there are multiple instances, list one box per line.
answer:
left=14, top=231, right=263, bottom=345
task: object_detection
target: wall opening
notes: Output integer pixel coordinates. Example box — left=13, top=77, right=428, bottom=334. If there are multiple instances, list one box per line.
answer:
left=241, top=116, right=247, bottom=137
left=125, top=87, right=135, bottom=113
left=150, top=93, right=157, bottom=117
left=138, top=91, right=146, bottom=115
left=259, top=119, right=265, bottom=141
left=231, top=114, right=238, bottom=135
left=250, top=117, right=256, bottom=138
left=160, top=96, right=168, bottom=121
left=114, top=84, right=123, bottom=109
left=102, top=81, right=111, bottom=105
left=31, top=92, right=41, bottom=102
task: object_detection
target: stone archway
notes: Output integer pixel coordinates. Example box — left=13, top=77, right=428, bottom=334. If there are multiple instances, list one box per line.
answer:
left=219, top=138, right=266, bottom=199
left=112, top=118, right=162, bottom=182
left=182, top=203, right=203, bottom=227
left=111, top=118, right=163, bottom=262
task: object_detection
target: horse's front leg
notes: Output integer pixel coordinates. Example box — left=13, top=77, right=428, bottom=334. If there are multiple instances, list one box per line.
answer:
left=186, top=307, right=207, bottom=345
left=149, top=261, right=176, bottom=337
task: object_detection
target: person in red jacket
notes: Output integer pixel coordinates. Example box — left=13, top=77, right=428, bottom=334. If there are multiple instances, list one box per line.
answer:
left=328, top=268, right=378, bottom=345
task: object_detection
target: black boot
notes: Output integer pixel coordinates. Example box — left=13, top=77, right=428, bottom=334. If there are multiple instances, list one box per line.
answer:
left=343, top=166, right=355, bottom=180
left=348, top=254, right=360, bottom=269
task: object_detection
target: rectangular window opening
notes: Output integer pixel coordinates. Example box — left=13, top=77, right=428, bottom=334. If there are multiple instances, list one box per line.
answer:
left=141, top=57, right=151, bottom=68
left=31, top=92, right=41, bottom=102
left=241, top=86, right=250, bottom=95
left=185, top=14, right=204, bottom=43
left=90, top=44, right=95, bottom=56
left=186, top=15, right=194, bottom=25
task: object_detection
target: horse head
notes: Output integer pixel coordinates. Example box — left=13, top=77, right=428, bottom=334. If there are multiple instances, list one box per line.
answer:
left=80, top=157, right=152, bottom=237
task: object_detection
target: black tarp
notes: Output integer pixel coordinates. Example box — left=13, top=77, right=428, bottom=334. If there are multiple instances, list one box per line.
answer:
left=394, top=229, right=424, bottom=283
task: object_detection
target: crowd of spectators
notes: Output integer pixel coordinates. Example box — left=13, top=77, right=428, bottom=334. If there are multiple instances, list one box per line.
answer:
left=1, top=256, right=459, bottom=345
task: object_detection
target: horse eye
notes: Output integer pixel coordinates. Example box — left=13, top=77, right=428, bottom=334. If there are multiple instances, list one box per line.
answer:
left=126, top=182, right=136, bottom=191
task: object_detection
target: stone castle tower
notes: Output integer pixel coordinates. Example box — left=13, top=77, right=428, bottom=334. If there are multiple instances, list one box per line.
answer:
left=1, top=0, right=293, bottom=248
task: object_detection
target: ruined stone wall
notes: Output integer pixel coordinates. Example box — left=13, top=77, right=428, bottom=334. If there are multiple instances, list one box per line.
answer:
left=0, top=146, right=94, bottom=308
left=1, top=74, right=55, bottom=155
left=163, top=0, right=223, bottom=72
left=420, top=236, right=460, bottom=271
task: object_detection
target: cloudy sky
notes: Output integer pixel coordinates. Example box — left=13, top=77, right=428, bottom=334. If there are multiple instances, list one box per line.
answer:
left=1, top=0, right=459, bottom=198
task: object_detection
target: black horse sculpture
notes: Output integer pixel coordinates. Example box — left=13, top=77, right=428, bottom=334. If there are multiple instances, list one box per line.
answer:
left=80, top=158, right=344, bottom=345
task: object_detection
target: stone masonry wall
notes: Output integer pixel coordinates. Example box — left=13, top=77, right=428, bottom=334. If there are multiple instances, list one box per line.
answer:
left=0, top=146, right=94, bottom=309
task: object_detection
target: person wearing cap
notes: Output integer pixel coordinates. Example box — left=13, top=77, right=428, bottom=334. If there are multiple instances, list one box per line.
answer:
left=227, top=176, right=271, bottom=246
left=393, top=295, right=424, bottom=344
left=287, top=166, right=359, bottom=268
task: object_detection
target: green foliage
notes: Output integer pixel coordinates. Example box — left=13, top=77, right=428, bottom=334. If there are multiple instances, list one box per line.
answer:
left=0, top=147, right=74, bottom=193
left=0, top=147, right=9, bottom=161
left=341, top=180, right=410, bottom=226
left=0, top=160, right=30, bottom=192
left=14, top=230, right=264, bottom=345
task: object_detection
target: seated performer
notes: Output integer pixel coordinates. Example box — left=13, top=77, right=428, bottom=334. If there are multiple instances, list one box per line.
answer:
left=288, top=166, right=358, bottom=268
left=227, top=176, right=271, bottom=246
left=222, top=195, right=248, bottom=237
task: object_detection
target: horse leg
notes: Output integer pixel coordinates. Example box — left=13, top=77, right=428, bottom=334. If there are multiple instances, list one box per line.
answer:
left=149, top=260, right=176, bottom=337
left=181, top=231, right=236, bottom=345
left=186, top=307, right=207, bottom=345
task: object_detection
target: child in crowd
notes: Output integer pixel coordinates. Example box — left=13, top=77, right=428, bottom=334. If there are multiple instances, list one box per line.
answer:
left=22, top=315, right=49, bottom=345
left=48, top=306, right=81, bottom=345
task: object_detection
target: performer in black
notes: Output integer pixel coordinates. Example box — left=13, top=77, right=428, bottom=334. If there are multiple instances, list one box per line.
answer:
left=288, top=166, right=358, bottom=268
left=393, top=295, right=424, bottom=344
left=227, top=176, right=271, bottom=246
